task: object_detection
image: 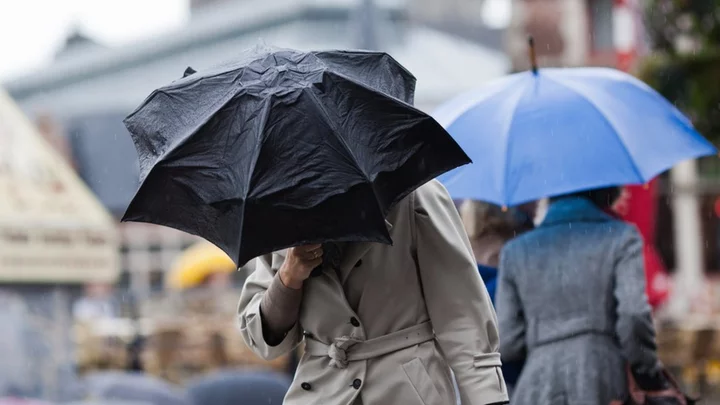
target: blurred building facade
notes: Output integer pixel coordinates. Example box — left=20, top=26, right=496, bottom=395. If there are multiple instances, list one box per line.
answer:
left=0, top=89, right=118, bottom=401
left=3, top=0, right=510, bottom=295
left=505, top=0, right=628, bottom=71
left=191, top=0, right=235, bottom=10
left=407, top=0, right=506, bottom=50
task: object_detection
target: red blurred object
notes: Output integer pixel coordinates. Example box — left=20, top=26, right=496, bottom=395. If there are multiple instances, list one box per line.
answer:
left=617, top=52, right=635, bottom=72
left=610, top=181, right=670, bottom=310
left=714, top=197, right=720, bottom=218
left=642, top=240, right=671, bottom=309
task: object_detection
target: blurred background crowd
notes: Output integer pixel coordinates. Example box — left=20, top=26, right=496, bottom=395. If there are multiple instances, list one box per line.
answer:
left=1, top=0, right=720, bottom=403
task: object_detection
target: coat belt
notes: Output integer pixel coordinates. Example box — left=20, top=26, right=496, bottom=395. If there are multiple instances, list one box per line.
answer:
left=304, top=321, right=435, bottom=369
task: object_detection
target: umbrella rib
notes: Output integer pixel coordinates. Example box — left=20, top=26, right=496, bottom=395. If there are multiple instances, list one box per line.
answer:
left=500, top=80, right=533, bottom=205
left=304, top=87, right=391, bottom=218
left=234, top=97, right=273, bottom=257
left=244, top=96, right=275, bottom=200
left=128, top=85, right=244, bottom=188
left=325, top=69, right=412, bottom=106
left=543, top=75, right=645, bottom=182
left=433, top=73, right=525, bottom=129
left=304, top=88, right=371, bottom=184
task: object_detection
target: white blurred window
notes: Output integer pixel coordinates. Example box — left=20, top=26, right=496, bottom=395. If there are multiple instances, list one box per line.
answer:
left=481, top=0, right=512, bottom=29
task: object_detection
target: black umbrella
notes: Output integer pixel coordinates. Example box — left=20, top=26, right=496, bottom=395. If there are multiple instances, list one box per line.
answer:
left=123, top=45, right=470, bottom=265
left=186, top=370, right=290, bottom=405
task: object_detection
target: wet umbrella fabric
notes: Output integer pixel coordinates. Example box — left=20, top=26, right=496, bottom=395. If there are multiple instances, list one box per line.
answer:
left=434, top=67, right=716, bottom=206
left=186, top=370, right=290, bottom=405
left=123, top=46, right=469, bottom=265
left=83, top=372, right=190, bottom=405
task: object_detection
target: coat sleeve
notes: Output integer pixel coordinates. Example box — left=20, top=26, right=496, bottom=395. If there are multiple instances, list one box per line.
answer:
left=613, top=226, right=661, bottom=372
left=237, top=252, right=303, bottom=360
left=413, top=180, right=509, bottom=405
left=496, top=244, right=527, bottom=362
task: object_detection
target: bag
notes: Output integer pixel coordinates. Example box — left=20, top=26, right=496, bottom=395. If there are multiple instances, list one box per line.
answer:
left=610, top=366, right=697, bottom=405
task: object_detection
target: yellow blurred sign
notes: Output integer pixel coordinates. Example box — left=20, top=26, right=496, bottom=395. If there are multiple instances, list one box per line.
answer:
left=0, top=89, right=119, bottom=283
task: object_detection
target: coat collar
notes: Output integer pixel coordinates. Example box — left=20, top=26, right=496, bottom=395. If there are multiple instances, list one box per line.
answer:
left=540, top=197, right=614, bottom=228
left=336, top=219, right=393, bottom=285
left=276, top=220, right=393, bottom=287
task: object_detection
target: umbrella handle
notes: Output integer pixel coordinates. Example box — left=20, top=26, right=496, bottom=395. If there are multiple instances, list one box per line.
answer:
left=310, top=266, right=324, bottom=278
left=184, top=67, right=197, bottom=77
left=309, top=242, right=342, bottom=278
left=528, top=36, right=538, bottom=75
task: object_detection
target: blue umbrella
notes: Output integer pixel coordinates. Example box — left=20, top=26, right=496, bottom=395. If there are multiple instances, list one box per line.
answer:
left=433, top=66, right=716, bottom=206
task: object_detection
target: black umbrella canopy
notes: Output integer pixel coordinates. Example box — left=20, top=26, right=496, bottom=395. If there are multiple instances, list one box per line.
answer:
left=123, top=45, right=470, bottom=265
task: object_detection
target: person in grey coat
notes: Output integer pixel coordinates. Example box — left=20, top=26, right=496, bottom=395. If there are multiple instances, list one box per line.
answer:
left=496, top=187, right=667, bottom=405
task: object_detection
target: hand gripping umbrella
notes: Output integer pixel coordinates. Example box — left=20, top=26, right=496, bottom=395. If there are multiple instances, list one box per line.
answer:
left=123, top=45, right=470, bottom=265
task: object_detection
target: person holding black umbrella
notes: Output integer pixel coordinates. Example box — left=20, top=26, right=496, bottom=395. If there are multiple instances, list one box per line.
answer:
left=121, top=46, right=507, bottom=405
left=238, top=179, right=507, bottom=405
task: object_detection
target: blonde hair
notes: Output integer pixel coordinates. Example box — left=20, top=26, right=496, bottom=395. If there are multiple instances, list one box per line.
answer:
left=459, top=200, right=518, bottom=241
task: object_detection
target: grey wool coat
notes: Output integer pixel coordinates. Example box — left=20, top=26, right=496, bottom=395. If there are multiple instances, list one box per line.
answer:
left=237, top=180, right=508, bottom=405
left=496, top=197, right=660, bottom=405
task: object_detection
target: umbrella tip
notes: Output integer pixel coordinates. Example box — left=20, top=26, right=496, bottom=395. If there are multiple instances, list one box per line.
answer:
left=501, top=205, right=508, bottom=212
left=183, top=66, right=197, bottom=78
left=527, top=36, right=538, bottom=75
left=643, top=183, right=649, bottom=190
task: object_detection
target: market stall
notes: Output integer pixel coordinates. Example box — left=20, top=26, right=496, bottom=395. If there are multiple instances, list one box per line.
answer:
left=0, top=89, right=119, bottom=283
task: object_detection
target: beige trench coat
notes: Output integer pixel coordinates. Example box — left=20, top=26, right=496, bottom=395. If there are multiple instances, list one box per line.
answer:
left=237, top=180, right=508, bottom=405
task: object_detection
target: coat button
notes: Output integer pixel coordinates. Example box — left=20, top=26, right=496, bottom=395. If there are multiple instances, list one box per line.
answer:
left=301, top=382, right=312, bottom=391
left=352, top=379, right=362, bottom=389
left=354, top=260, right=363, bottom=267
left=350, top=317, right=360, bottom=327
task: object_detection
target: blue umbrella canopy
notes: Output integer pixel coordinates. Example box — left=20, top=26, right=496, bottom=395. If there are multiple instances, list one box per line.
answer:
left=434, top=67, right=716, bottom=206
